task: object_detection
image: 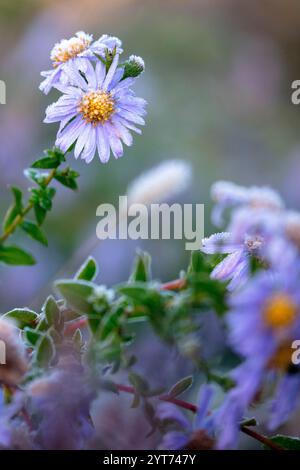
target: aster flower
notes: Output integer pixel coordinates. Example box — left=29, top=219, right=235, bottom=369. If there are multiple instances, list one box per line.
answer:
left=216, top=265, right=300, bottom=448
left=44, top=54, right=147, bottom=163
left=40, top=32, right=123, bottom=95
left=157, top=385, right=215, bottom=450
left=211, top=181, right=284, bottom=227
left=201, top=231, right=255, bottom=291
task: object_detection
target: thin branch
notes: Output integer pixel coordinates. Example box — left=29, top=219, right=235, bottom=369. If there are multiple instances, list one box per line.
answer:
left=115, top=383, right=284, bottom=451
left=0, top=169, right=57, bottom=244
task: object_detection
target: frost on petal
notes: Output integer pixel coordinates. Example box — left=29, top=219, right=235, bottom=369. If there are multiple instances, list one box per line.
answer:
left=104, top=122, right=123, bottom=159
left=102, top=54, right=119, bottom=91
left=96, top=125, right=110, bottom=163
left=201, top=232, right=240, bottom=255
left=211, top=250, right=245, bottom=282
left=55, top=116, right=85, bottom=152
left=80, top=125, right=97, bottom=163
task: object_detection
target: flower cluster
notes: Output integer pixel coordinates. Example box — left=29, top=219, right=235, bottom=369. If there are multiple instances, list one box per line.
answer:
left=201, top=181, right=300, bottom=448
left=2, top=29, right=300, bottom=453
left=42, top=32, right=146, bottom=164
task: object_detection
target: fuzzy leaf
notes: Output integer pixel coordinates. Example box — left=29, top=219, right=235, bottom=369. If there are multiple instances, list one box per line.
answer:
left=76, top=256, right=98, bottom=281
left=35, top=334, right=55, bottom=367
left=169, top=376, right=193, bottom=397
left=3, top=308, right=38, bottom=328
left=55, top=280, right=95, bottom=314
left=24, top=327, right=43, bottom=346
left=43, top=296, right=61, bottom=328
left=130, top=251, right=151, bottom=283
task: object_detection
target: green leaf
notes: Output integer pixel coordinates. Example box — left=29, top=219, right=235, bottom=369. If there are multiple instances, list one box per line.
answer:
left=169, top=376, right=193, bottom=397
left=130, top=251, right=151, bottom=282
left=24, top=168, right=49, bottom=185
left=36, top=316, right=49, bottom=332
left=76, top=256, right=98, bottom=281
left=21, top=220, right=48, bottom=246
left=3, top=308, right=38, bottom=328
left=30, top=187, right=56, bottom=211
left=118, top=284, right=153, bottom=303
left=43, top=296, right=61, bottom=328
left=55, top=280, right=95, bottom=314
left=0, top=245, right=35, bottom=265
left=264, top=435, right=300, bottom=450
left=31, top=149, right=65, bottom=169
left=35, top=334, right=55, bottom=367
left=188, top=251, right=209, bottom=274
left=2, top=187, right=23, bottom=232
left=11, top=186, right=23, bottom=211
left=33, top=203, right=47, bottom=226
left=54, top=168, right=79, bottom=190
left=2, top=205, right=19, bottom=232
left=24, top=327, right=43, bottom=346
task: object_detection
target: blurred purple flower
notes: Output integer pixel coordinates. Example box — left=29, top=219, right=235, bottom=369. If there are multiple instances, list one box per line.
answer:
left=210, top=181, right=283, bottom=227
left=157, top=385, right=215, bottom=450
left=216, top=265, right=300, bottom=447
left=27, top=369, right=95, bottom=449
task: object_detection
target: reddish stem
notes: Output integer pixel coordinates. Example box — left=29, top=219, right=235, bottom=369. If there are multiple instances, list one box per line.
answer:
left=116, top=383, right=197, bottom=413
left=115, top=383, right=284, bottom=451
left=241, top=426, right=284, bottom=452
left=160, top=278, right=187, bottom=291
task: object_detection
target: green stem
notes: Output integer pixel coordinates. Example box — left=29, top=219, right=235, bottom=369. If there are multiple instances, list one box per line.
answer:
left=0, top=169, right=56, bottom=244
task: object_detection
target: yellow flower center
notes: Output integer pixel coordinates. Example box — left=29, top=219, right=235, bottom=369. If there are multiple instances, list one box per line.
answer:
left=268, top=342, right=293, bottom=371
left=51, top=36, right=91, bottom=66
left=78, top=91, right=115, bottom=125
left=264, top=293, right=297, bottom=330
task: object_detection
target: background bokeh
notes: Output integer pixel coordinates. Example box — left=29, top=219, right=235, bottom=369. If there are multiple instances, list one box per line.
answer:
left=1, top=0, right=300, bottom=309
left=1, top=0, right=300, bottom=449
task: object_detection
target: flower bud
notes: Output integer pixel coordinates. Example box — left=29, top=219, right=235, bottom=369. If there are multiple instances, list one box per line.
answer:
left=123, top=55, right=145, bottom=79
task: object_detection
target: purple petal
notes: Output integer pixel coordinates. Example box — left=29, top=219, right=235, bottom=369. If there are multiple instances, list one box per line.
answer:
left=96, top=125, right=110, bottom=163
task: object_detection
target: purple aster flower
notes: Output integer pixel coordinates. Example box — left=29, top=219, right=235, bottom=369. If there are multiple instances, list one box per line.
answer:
left=40, top=32, right=123, bottom=95
left=210, top=181, right=284, bottom=227
left=215, top=265, right=300, bottom=447
left=202, top=203, right=298, bottom=290
left=44, top=54, right=146, bottom=163
left=157, top=385, right=215, bottom=450
left=201, top=230, right=263, bottom=290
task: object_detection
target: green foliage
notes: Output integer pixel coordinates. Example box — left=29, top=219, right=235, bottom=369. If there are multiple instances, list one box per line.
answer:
left=35, top=334, right=55, bottom=367
left=3, top=308, right=38, bottom=328
left=2, top=186, right=23, bottom=232
left=31, top=148, right=65, bottom=169
left=54, top=167, right=79, bottom=190
left=130, top=250, right=151, bottom=282
left=264, top=435, right=300, bottom=450
left=21, top=220, right=48, bottom=245
left=0, top=245, right=35, bottom=265
left=76, top=256, right=98, bottom=281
